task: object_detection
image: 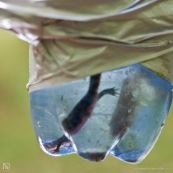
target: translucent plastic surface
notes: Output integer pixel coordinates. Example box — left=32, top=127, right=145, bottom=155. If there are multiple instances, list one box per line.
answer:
left=30, top=64, right=172, bottom=162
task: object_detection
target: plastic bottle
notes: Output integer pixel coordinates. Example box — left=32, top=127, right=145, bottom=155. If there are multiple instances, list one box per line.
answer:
left=29, top=63, right=172, bottom=162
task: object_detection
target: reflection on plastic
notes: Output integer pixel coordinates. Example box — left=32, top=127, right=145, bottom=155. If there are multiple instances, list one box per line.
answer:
left=30, top=63, right=172, bottom=162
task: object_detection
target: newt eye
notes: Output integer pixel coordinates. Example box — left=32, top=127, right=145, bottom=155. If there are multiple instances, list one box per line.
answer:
left=29, top=64, right=172, bottom=162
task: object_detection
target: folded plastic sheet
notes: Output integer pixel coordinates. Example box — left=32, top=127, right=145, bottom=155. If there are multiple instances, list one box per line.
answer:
left=0, top=0, right=173, bottom=91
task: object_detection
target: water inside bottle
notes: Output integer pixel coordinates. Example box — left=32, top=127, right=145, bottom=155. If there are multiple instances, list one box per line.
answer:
left=29, top=63, right=172, bottom=162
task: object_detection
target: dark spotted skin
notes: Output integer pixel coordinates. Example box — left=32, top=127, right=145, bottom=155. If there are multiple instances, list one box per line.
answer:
left=62, top=74, right=101, bottom=135
left=43, top=135, right=70, bottom=153
left=62, top=73, right=118, bottom=135
left=79, top=152, right=107, bottom=162
left=44, top=73, right=118, bottom=154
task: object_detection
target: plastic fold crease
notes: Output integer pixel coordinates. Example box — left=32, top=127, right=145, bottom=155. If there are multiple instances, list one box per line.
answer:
left=0, top=0, right=173, bottom=91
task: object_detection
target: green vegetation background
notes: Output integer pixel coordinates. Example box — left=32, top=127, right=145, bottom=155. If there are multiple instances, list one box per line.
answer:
left=0, top=29, right=173, bottom=173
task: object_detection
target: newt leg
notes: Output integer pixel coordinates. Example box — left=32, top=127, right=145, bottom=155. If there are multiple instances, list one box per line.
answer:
left=98, top=87, right=119, bottom=99
left=43, top=135, right=69, bottom=153
left=62, top=74, right=101, bottom=135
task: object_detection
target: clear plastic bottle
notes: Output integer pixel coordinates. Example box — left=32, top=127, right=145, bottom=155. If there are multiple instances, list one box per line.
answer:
left=30, top=63, right=172, bottom=162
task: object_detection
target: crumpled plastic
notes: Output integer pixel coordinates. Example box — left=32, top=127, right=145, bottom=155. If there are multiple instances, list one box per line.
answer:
left=0, top=0, right=173, bottom=90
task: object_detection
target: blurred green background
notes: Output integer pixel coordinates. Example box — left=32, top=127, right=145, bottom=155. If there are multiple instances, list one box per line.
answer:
left=0, top=29, right=173, bottom=173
